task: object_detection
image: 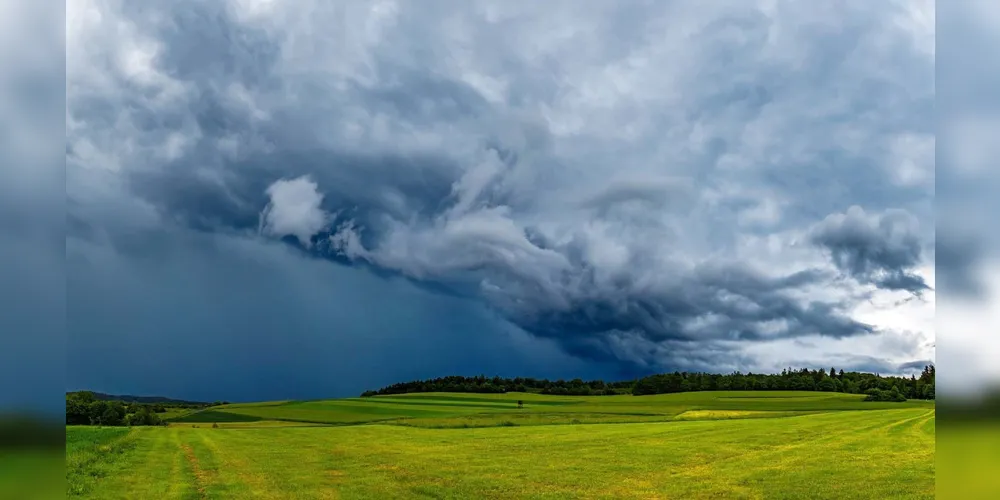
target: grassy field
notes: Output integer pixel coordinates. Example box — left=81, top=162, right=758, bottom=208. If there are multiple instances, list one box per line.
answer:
left=937, top=421, right=1000, bottom=498
left=66, top=391, right=934, bottom=499
left=158, top=407, right=201, bottom=421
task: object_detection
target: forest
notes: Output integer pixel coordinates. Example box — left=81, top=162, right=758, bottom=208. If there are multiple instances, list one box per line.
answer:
left=361, top=365, right=936, bottom=400
left=65, top=391, right=213, bottom=426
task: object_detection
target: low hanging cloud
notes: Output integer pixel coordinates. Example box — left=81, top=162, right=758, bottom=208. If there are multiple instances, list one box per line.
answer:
left=317, top=180, right=879, bottom=369
left=808, top=206, right=930, bottom=294
left=259, top=176, right=329, bottom=248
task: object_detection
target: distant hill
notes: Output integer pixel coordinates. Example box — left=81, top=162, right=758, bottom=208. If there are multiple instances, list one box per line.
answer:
left=66, top=391, right=211, bottom=406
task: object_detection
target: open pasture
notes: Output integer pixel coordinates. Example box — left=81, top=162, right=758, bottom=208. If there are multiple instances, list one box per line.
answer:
left=177, top=390, right=931, bottom=428
left=67, top=391, right=934, bottom=499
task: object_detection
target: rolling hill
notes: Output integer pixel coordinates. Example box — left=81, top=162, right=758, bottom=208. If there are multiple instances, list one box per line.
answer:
left=68, top=390, right=935, bottom=499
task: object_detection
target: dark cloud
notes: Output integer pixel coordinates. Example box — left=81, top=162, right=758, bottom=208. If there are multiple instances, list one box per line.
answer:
left=809, top=206, right=930, bottom=294
left=67, top=227, right=606, bottom=402
left=0, top=230, right=65, bottom=416
left=125, top=148, right=460, bottom=235
left=1, top=0, right=65, bottom=416
left=63, top=0, right=935, bottom=396
left=513, top=264, right=872, bottom=347
left=779, top=356, right=929, bottom=377
left=897, top=359, right=935, bottom=372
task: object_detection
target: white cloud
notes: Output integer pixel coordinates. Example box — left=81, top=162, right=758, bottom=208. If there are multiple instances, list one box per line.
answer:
left=259, top=176, right=329, bottom=248
left=937, top=259, right=1000, bottom=395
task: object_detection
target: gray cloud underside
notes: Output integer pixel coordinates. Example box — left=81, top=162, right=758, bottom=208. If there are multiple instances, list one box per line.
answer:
left=808, top=205, right=931, bottom=294
left=67, top=227, right=611, bottom=401
left=67, top=0, right=935, bottom=379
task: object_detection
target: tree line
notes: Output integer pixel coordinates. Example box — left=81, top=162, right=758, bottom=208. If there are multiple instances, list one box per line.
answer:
left=65, top=391, right=212, bottom=426
left=361, top=375, right=635, bottom=397
left=361, top=365, right=935, bottom=401
left=938, top=388, right=1000, bottom=420
left=631, top=366, right=935, bottom=400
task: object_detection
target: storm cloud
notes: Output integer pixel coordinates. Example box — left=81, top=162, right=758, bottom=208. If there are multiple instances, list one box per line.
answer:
left=808, top=206, right=931, bottom=294
left=65, top=0, right=936, bottom=399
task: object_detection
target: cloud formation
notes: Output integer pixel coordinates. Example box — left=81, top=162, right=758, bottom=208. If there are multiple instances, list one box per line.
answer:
left=935, top=1, right=1000, bottom=395
left=65, top=0, right=936, bottom=395
left=808, top=206, right=930, bottom=294
left=259, top=176, right=328, bottom=247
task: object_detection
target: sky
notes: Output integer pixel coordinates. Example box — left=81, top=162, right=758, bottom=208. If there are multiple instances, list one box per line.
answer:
left=935, top=0, right=1000, bottom=397
left=60, top=0, right=940, bottom=403
left=1, top=0, right=65, bottom=414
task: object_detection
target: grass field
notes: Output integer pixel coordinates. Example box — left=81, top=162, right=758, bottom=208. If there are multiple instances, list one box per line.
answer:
left=937, top=421, right=1000, bottom=498
left=66, top=391, right=934, bottom=499
left=158, top=408, right=201, bottom=421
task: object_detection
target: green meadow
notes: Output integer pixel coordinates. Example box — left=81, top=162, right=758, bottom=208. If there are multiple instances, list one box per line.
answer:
left=67, top=391, right=934, bottom=499
left=937, top=421, right=1000, bottom=498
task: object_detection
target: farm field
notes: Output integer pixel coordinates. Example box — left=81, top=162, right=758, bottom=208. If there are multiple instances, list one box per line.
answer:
left=937, top=421, right=1000, bottom=498
left=67, top=391, right=935, bottom=499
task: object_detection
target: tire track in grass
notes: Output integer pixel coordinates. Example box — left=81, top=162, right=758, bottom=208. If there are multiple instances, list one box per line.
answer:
left=751, top=410, right=929, bottom=460
left=166, top=428, right=200, bottom=500
left=164, top=430, right=185, bottom=498
left=902, top=411, right=935, bottom=437
left=883, top=409, right=935, bottom=432
left=200, top=428, right=282, bottom=498
left=179, top=430, right=232, bottom=499
left=918, top=413, right=934, bottom=437
left=688, top=410, right=934, bottom=499
left=657, top=410, right=926, bottom=482
left=205, top=426, right=341, bottom=499
left=774, top=410, right=934, bottom=499
left=181, top=443, right=208, bottom=499
left=357, top=411, right=927, bottom=500
left=116, top=427, right=195, bottom=499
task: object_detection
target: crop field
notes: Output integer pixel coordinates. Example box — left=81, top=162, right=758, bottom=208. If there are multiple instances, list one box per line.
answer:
left=66, top=391, right=934, bottom=499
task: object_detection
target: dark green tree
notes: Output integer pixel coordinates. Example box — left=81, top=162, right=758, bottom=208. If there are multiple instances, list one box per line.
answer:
left=817, top=378, right=837, bottom=392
